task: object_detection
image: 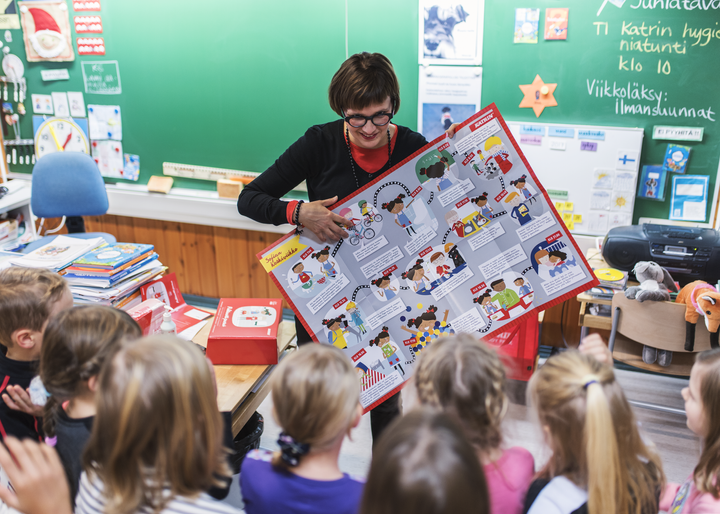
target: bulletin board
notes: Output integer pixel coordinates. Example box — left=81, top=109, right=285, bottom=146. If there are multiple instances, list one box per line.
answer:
left=482, top=1, right=720, bottom=226
left=506, top=121, right=644, bottom=236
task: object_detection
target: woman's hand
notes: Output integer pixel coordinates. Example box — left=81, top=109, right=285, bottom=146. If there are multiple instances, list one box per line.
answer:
left=298, top=197, right=353, bottom=242
left=2, top=385, right=44, bottom=417
left=446, top=123, right=461, bottom=139
left=0, top=437, right=72, bottom=514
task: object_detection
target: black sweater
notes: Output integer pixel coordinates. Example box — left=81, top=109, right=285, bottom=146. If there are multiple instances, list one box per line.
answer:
left=237, top=120, right=428, bottom=225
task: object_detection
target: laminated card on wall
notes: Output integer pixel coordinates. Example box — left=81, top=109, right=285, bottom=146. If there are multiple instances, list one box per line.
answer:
left=258, top=104, right=598, bottom=412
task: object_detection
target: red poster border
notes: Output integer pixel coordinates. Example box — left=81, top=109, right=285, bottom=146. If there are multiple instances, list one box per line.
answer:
left=258, top=103, right=599, bottom=413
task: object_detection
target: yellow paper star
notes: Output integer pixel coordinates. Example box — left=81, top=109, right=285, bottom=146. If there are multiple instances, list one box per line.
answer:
left=519, top=75, right=558, bottom=117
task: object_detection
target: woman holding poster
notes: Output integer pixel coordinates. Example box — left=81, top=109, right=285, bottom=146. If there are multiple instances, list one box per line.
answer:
left=238, top=52, right=457, bottom=441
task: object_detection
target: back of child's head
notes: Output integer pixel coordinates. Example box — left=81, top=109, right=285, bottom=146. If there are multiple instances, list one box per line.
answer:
left=691, top=348, right=720, bottom=498
left=359, top=409, right=489, bottom=514
left=39, top=305, right=142, bottom=437
left=529, top=351, right=663, bottom=514
left=83, top=335, right=229, bottom=514
left=414, top=333, right=507, bottom=453
left=271, top=343, right=359, bottom=469
left=0, top=267, right=70, bottom=348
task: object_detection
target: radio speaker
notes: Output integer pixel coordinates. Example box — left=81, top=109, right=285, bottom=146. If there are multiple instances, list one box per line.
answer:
left=602, top=237, right=650, bottom=270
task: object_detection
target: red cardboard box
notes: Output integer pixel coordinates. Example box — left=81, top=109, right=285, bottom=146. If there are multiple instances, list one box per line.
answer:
left=207, top=298, right=282, bottom=365
left=127, top=299, right=166, bottom=336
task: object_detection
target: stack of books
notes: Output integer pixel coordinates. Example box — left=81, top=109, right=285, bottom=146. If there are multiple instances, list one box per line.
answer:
left=8, top=235, right=106, bottom=272
left=61, top=242, right=165, bottom=309
left=590, top=267, right=629, bottom=298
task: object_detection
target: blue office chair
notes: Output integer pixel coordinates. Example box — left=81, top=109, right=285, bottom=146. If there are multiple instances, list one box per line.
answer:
left=21, top=152, right=116, bottom=254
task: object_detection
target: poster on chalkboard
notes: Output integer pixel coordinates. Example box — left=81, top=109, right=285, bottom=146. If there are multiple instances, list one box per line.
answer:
left=258, top=104, right=598, bottom=412
left=419, top=0, right=484, bottom=65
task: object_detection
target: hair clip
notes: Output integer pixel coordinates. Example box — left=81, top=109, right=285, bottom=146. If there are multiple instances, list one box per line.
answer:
left=277, top=431, right=310, bottom=467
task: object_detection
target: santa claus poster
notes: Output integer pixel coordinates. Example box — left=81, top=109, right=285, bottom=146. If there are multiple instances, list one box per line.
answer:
left=19, top=1, right=74, bottom=62
left=258, top=103, right=599, bottom=412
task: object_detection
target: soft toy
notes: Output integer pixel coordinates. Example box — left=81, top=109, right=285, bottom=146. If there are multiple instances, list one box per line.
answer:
left=624, top=261, right=678, bottom=366
left=676, top=280, right=720, bottom=352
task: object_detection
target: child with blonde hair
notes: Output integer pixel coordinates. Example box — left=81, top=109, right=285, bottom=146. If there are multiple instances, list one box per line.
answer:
left=75, top=335, right=239, bottom=514
left=659, top=347, right=720, bottom=512
left=39, top=305, right=141, bottom=502
left=360, top=409, right=489, bottom=514
left=414, top=333, right=534, bottom=514
left=240, top=343, right=363, bottom=514
left=0, top=267, right=73, bottom=440
left=525, top=351, right=664, bottom=514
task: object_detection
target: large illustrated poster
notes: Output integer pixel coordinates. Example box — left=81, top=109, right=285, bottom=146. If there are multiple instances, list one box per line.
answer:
left=259, top=104, right=598, bottom=412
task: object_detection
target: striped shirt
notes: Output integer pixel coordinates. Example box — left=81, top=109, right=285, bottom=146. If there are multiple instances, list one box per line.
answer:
left=75, top=471, right=243, bottom=514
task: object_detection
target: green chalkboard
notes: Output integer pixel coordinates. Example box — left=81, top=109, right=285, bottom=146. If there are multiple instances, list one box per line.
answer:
left=482, top=0, right=720, bottom=223
left=8, top=0, right=421, bottom=191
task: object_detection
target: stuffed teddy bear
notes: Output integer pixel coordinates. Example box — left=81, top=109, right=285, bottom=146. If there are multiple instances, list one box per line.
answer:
left=624, top=261, right=678, bottom=366
left=676, top=280, right=720, bottom=352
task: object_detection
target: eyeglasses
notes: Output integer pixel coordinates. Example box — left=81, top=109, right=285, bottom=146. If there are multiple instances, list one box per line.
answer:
left=342, top=111, right=394, bottom=128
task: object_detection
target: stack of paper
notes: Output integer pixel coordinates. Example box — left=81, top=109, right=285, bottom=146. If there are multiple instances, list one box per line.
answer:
left=69, top=258, right=166, bottom=308
left=9, top=236, right=106, bottom=272
left=62, top=242, right=158, bottom=288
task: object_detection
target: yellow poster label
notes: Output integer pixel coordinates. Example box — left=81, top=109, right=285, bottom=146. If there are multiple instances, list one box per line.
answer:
left=260, top=235, right=307, bottom=273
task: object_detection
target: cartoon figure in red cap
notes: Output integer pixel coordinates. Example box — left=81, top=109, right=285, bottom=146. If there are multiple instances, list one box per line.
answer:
left=20, top=4, right=71, bottom=60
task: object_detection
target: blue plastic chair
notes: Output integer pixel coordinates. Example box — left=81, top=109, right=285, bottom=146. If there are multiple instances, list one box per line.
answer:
left=22, top=152, right=116, bottom=253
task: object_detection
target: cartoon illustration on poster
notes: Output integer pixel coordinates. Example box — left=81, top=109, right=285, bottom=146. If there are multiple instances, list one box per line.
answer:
left=259, top=104, right=598, bottom=412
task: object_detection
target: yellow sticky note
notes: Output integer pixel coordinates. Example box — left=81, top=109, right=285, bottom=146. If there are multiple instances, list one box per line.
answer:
left=565, top=202, right=574, bottom=211
left=563, top=212, right=573, bottom=222
left=555, top=202, right=565, bottom=212
left=567, top=221, right=575, bottom=230
left=573, top=214, right=583, bottom=223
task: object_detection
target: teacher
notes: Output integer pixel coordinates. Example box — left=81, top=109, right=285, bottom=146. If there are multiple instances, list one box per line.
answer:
left=237, top=52, right=456, bottom=441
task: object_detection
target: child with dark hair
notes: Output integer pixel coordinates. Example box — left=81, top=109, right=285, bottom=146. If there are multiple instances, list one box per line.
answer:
left=39, top=306, right=141, bottom=502
left=473, top=290, right=499, bottom=316
left=402, top=260, right=432, bottom=292
left=490, top=279, right=520, bottom=310
left=472, top=192, right=494, bottom=218
left=359, top=409, right=489, bottom=514
left=371, top=275, right=398, bottom=300
left=312, top=246, right=337, bottom=278
left=382, top=194, right=417, bottom=236
left=514, top=277, right=532, bottom=297
left=369, top=327, right=404, bottom=376
left=0, top=268, right=73, bottom=441
left=511, top=175, right=532, bottom=200
left=291, top=262, right=313, bottom=289
left=400, top=306, right=453, bottom=354
left=419, top=160, right=453, bottom=192
left=322, top=316, right=350, bottom=349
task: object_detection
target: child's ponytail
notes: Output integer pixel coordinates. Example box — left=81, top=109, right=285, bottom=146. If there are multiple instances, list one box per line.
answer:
left=529, top=351, right=664, bottom=514
left=42, top=395, right=60, bottom=438
left=583, top=376, right=623, bottom=514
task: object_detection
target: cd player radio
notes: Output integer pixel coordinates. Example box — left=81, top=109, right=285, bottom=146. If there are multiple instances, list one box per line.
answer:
left=602, top=224, right=720, bottom=285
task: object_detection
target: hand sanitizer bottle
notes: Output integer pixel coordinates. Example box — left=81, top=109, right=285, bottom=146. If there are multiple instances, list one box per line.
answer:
left=160, top=307, right=176, bottom=335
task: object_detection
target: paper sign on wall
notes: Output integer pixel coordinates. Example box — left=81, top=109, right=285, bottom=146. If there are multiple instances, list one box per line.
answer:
left=77, top=37, right=104, bottom=55
left=74, top=15, right=101, bottom=33
left=670, top=175, right=708, bottom=222
left=81, top=60, right=121, bottom=95
left=31, top=94, right=53, bottom=114
left=91, top=139, right=123, bottom=179
left=87, top=104, right=121, bottom=140
left=67, top=91, right=85, bottom=117
left=50, top=92, right=69, bottom=117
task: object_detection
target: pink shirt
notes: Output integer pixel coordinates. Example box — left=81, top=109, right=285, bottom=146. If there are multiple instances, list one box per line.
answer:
left=484, top=446, right=535, bottom=514
left=660, top=475, right=720, bottom=513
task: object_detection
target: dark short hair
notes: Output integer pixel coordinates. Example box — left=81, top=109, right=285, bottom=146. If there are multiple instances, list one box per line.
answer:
left=490, top=279, right=505, bottom=288
left=328, top=52, right=400, bottom=116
